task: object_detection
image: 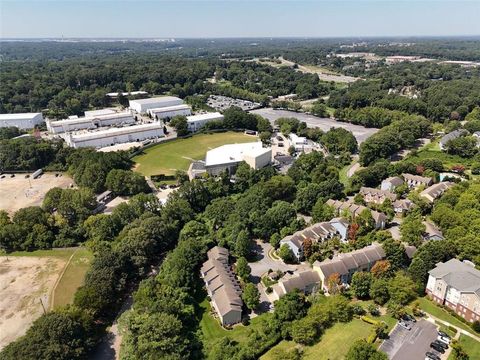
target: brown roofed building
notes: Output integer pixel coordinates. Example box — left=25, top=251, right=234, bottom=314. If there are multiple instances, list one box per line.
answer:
left=402, top=173, right=433, bottom=189
left=359, top=187, right=397, bottom=204
left=313, top=243, right=386, bottom=293
left=200, top=247, right=243, bottom=326
left=271, top=269, right=321, bottom=300
left=326, top=199, right=387, bottom=230
left=420, top=182, right=454, bottom=203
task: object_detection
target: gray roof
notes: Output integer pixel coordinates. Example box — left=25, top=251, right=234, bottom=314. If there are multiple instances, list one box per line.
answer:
left=403, top=173, right=433, bottom=185
left=429, top=259, right=480, bottom=296
left=440, top=129, right=469, bottom=146
left=327, top=199, right=387, bottom=225
left=382, top=176, right=404, bottom=187
left=280, top=269, right=321, bottom=293
left=360, top=187, right=397, bottom=201
left=201, top=247, right=243, bottom=317
left=420, top=182, right=454, bottom=201
left=314, top=243, right=386, bottom=279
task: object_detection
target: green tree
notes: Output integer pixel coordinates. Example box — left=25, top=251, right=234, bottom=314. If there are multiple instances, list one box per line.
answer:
left=170, top=115, right=189, bottom=136
left=290, top=317, right=319, bottom=345
left=369, top=278, right=390, bottom=305
left=235, top=230, right=252, bottom=259
left=351, top=272, right=373, bottom=299
left=236, top=257, right=251, bottom=281
left=345, top=339, right=388, bottom=360
left=312, top=199, right=335, bottom=222
left=278, top=244, right=295, bottom=263
left=242, top=283, right=260, bottom=310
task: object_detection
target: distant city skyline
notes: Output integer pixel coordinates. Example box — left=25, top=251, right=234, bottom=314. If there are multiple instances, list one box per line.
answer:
left=1, top=1, right=479, bottom=39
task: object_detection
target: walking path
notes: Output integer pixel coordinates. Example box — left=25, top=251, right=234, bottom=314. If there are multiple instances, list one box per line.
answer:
left=425, top=312, right=480, bottom=343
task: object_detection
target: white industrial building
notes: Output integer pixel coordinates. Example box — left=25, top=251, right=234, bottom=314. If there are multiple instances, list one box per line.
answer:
left=148, top=104, right=192, bottom=120
left=84, top=109, right=117, bottom=117
left=204, top=142, right=272, bottom=176
left=0, top=113, right=44, bottom=129
left=288, top=133, right=308, bottom=151
left=187, top=112, right=224, bottom=132
left=63, top=123, right=164, bottom=148
left=129, top=96, right=184, bottom=113
left=47, top=111, right=135, bottom=134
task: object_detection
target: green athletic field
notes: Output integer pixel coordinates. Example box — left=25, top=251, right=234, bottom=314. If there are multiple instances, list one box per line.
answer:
left=133, top=132, right=257, bottom=176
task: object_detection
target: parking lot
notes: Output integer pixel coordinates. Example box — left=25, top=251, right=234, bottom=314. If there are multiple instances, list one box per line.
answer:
left=251, top=108, right=379, bottom=144
left=207, top=95, right=261, bottom=111
left=380, top=319, right=440, bottom=360
left=0, top=173, right=73, bottom=215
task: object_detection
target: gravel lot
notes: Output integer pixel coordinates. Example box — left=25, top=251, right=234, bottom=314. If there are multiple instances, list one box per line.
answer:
left=251, top=108, right=379, bottom=144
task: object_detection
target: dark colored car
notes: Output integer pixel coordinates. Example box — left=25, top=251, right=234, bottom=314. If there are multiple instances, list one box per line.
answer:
left=434, top=339, right=448, bottom=349
left=403, top=314, right=416, bottom=322
left=278, top=143, right=284, bottom=147
left=276, top=136, right=283, bottom=141
left=425, top=351, right=441, bottom=360
left=431, top=341, right=446, bottom=353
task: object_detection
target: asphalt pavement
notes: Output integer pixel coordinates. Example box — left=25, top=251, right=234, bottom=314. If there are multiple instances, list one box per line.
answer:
left=250, top=108, right=379, bottom=144
left=380, top=319, right=439, bottom=360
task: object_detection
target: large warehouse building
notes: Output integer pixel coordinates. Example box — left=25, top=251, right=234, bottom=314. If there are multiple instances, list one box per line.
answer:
left=47, top=111, right=135, bottom=134
left=187, top=112, right=224, bottom=132
left=0, top=113, right=44, bottom=129
left=204, top=142, right=272, bottom=176
left=63, top=123, right=164, bottom=148
left=129, top=96, right=184, bottom=113
left=148, top=104, right=192, bottom=120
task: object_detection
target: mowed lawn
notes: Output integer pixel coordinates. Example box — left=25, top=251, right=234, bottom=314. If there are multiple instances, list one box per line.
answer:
left=261, top=319, right=373, bottom=360
left=52, top=248, right=93, bottom=309
left=199, top=298, right=271, bottom=352
left=447, top=334, right=480, bottom=360
left=133, top=132, right=257, bottom=176
left=417, top=297, right=479, bottom=337
left=9, top=247, right=93, bottom=310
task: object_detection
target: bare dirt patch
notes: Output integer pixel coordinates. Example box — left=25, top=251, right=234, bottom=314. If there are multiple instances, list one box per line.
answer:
left=0, top=173, right=73, bottom=215
left=0, top=256, right=66, bottom=350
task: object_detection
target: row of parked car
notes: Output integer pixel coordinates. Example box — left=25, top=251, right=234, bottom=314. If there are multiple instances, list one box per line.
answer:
left=426, top=330, right=451, bottom=360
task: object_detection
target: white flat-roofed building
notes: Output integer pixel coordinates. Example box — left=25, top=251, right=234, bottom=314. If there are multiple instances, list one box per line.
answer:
left=129, top=96, right=184, bottom=113
left=47, top=111, right=135, bottom=134
left=0, top=113, right=44, bottom=129
left=187, top=112, right=224, bottom=132
left=84, top=109, right=117, bottom=117
left=63, top=123, right=164, bottom=148
left=288, top=133, right=308, bottom=151
left=106, top=91, right=148, bottom=98
left=148, top=104, right=192, bottom=120
left=205, top=142, right=271, bottom=176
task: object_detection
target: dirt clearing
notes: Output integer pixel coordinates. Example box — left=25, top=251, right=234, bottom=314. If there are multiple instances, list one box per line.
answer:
left=0, top=173, right=73, bottom=215
left=0, top=256, right=66, bottom=350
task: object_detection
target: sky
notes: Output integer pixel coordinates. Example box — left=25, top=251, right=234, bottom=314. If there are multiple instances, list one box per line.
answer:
left=1, top=0, right=480, bottom=38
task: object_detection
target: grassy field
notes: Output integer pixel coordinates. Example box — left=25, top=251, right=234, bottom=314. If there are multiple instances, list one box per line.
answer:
left=447, top=334, right=480, bottom=360
left=9, top=248, right=93, bottom=309
left=407, top=140, right=475, bottom=169
left=199, top=298, right=271, bottom=351
left=262, top=318, right=375, bottom=360
left=133, top=132, right=257, bottom=176
left=52, top=248, right=93, bottom=308
left=417, top=297, right=479, bottom=336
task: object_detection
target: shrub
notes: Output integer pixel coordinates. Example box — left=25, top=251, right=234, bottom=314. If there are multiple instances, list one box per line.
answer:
left=361, top=316, right=378, bottom=325
left=472, top=320, right=480, bottom=333
left=352, top=304, right=366, bottom=316
left=367, top=303, right=380, bottom=316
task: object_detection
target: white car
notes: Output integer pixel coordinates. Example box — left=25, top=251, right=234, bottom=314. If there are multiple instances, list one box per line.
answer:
left=437, top=336, right=451, bottom=345
left=399, top=321, right=412, bottom=330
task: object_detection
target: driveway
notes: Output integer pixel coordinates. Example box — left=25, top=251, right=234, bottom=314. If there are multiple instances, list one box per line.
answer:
left=249, top=241, right=299, bottom=313
left=249, top=241, right=298, bottom=279
left=250, top=108, right=379, bottom=144
left=380, top=319, right=439, bottom=360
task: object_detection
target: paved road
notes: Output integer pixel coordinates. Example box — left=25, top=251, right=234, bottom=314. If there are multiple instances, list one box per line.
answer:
left=380, top=319, right=438, bottom=360
left=251, top=108, right=379, bottom=144
left=249, top=241, right=299, bottom=279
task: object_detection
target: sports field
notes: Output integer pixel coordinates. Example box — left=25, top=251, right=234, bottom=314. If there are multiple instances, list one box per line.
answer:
left=0, top=247, right=92, bottom=350
left=133, top=132, right=257, bottom=176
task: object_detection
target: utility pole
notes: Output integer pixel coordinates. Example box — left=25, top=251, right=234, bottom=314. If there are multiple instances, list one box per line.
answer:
left=39, top=297, right=47, bottom=315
